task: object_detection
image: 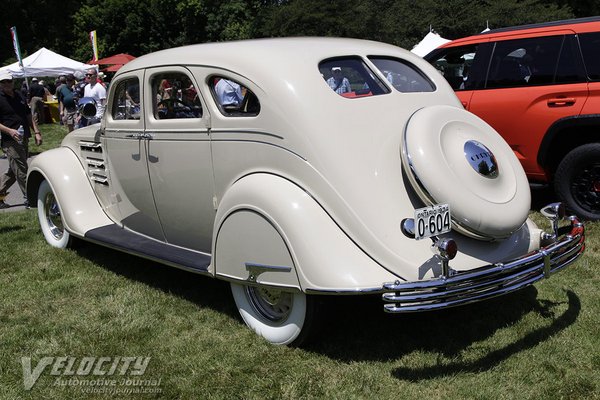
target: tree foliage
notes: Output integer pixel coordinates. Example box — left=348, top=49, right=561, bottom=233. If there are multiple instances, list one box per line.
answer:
left=0, top=0, right=591, bottom=67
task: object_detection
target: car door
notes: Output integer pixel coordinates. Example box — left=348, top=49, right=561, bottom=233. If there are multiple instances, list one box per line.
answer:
left=144, top=67, right=215, bottom=253
left=103, top=70, right=166, bottom=241
left=468, top=33, right=588, bottom=180
left=578, top=31, right=600, bottom=115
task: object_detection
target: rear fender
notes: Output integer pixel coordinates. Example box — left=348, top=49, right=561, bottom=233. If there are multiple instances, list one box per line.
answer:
left=213, top=173, right=400, bottom=293
left=27, top=147, right=114, bottom=237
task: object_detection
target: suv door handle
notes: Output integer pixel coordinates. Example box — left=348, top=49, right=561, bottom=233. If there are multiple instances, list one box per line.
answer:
left=547, top=97, right=576, bottom=107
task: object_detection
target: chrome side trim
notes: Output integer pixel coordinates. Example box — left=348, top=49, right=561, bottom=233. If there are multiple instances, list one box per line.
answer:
left=382, top=217, right=584, bottom=313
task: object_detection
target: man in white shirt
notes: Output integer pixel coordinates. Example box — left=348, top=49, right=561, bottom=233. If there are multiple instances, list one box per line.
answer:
left=215, top=78, right=243, bottom=109
left=83, top=68, right=107, bottom=124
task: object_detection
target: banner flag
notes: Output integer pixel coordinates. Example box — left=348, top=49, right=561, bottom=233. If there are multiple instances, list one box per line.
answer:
left=89, top=30, right=99, bottom=62
left=10, top=26, right=24, bottom=67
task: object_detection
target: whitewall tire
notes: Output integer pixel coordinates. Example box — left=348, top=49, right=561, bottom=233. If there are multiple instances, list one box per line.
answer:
left=37, top=180, right=72, bottom=248
left=231, top=282, right=312, bottom=345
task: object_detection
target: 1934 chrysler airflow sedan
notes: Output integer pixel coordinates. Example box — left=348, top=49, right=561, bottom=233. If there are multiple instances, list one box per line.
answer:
left=26, top=38, right=585, bottom=345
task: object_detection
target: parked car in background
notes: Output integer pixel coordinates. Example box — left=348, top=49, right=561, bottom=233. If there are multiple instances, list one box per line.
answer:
left=27, top=38, right=584, bottom=345
left=425, top=17, right=600, bottom=220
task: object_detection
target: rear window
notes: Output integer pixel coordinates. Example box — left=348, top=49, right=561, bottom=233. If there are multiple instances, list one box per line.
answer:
left=369, top=57, right=435, bottom=92
left=319, top=57, right=389, bottom=98
left=579, top=32, right=600, bottom=81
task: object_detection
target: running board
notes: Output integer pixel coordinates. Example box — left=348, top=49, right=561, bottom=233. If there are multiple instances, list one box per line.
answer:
left=84, top=224, right=211, bottom=273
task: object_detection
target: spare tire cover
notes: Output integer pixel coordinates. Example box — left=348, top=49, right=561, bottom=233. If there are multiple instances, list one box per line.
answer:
left=402, top=105, right=530, bottom=240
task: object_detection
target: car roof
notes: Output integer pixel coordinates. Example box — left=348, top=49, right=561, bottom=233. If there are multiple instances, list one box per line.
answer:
left=437, top=16, right=600, bottom=49
left=118, top=37, right=413, bottom=79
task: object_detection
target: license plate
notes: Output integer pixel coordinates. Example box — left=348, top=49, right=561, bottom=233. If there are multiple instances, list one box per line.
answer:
left=414, top=204, right=451, bottom=240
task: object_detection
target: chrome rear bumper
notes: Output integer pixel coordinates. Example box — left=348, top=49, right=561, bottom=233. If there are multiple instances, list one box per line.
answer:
left=382, top=216, right=585, bottom=313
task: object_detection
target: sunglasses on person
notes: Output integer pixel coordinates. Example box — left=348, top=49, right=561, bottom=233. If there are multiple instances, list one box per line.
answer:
left=85, top=73, right=96, bottom=77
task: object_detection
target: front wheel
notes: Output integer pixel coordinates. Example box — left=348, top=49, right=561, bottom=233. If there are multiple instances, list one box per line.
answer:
left=230, top=283, right=315, bottom=346
left=37, top=180, right=72, bottom=248
left=554, top=143, right=600, bottom=220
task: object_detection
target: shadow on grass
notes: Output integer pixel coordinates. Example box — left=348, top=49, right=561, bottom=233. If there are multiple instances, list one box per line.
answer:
left=389, top=291, right=580, bottom=381
left=74, top=243, right=238, bottom=318
left=73, top=240, right=580, bottom=376
left=0, top=225, right=26, bottom=234
left=302, top=287, right=579, bottom=373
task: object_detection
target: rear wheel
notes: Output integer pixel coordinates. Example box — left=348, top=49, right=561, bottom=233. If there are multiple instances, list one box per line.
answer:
left=554, top=143, right=600, bottom=220
left=37, top=180, right=73, bottom=248
left=230, top=283, right=315, bottom=346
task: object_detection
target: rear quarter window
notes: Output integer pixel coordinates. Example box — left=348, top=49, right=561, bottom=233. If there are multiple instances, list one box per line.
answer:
left=369, top=57, right=435, bottom=92
left=319, top=57, right=389, bottom=98
left=578, top=32, right=600, bottom=81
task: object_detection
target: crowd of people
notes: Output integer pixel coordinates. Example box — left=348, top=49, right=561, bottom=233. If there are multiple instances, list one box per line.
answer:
left=0, top=67, right=107, bottom=209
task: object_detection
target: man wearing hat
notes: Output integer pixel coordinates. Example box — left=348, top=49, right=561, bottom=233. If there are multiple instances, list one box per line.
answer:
left=326, top=67, right=352, bottom=95
left=28, top=77, right=46, bottom=125
left=0, top=71, right=42, bottom=209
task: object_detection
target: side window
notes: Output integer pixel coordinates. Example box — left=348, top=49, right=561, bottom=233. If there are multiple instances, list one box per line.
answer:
left=319, top=57, right=390, bottom=98
left=555, top=35, right=586, bottom=84
left=486, top=36, right=563, bottom=89
left=209, top=76, right=260, bottom=116
left=426, top=45, right=479, bottom=91
left=152, top=72, right=202, bottom=120
left=112, top=78, right=140, bottom=120
left=369, top=57, right=435, bottom=92
left=578, top=32, right=600, bottom=81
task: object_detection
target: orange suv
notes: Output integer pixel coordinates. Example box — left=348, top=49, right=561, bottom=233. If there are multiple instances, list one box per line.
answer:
left=425, top=17, right=600, bottom=220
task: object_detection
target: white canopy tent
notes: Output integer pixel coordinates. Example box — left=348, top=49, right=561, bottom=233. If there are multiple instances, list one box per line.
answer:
left=411, top=31, right=451, bottom=57
left=0, top=47, right=94, bottom=78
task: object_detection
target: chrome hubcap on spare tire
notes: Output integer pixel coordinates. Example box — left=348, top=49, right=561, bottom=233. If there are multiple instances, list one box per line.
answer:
left=245, top=286, right=293, bottom=323
left=44, top=192, right=64, bottom=240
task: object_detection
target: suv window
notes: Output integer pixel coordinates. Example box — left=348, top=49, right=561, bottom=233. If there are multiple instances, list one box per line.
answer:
left=369, top=57, right=435, bottom=92
left=486, top=36, right=563, bottom=88
left=555, top=35, right=587, bottom=84
left=579, top=32, right=600, bottom=81
left=151, top=72, right=202, bottom=120
left=112, top=78, right=140, bottom=120
left=428, top=45, right=480, bottom=91
left=319, top=57, right=389, bottom=98
left=209, top=76, right=261, bottom=116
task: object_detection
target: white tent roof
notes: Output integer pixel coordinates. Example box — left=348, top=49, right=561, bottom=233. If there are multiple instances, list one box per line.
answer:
left=411, top=31, right=451, bottom=57
left=0, top=47, right=94, bottom=78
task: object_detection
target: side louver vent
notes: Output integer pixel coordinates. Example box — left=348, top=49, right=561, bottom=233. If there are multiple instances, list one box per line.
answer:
left=79, top=141, right=108, bottom=186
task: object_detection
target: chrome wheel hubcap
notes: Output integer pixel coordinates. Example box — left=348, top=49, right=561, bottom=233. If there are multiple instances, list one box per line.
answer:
left=245, top=286, right=293, bottom=322
left=44, top=192, right=64, bottom=240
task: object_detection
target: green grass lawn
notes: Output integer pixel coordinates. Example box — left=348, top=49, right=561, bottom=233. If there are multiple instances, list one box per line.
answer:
left=1, top=125, right=599, bottom=399
left=1, top=212, right=598, bottom=399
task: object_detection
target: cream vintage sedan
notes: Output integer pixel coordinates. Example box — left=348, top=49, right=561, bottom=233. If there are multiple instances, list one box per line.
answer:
left=27, top=38, right=585, bottom=345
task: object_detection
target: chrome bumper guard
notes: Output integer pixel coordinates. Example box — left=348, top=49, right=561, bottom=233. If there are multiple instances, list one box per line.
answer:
left=382, top=216, right=584, bottom=313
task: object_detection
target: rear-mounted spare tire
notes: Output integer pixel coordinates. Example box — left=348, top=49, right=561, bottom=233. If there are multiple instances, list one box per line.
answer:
left=401, top=105, right=530, bottom=240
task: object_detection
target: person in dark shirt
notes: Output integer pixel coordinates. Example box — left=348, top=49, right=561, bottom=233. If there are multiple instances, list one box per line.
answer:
left=0, top=71, right=42, bottom=208
left=28, top=77, right=46, bottom=125
left=57, top=74, right=77, bottom=132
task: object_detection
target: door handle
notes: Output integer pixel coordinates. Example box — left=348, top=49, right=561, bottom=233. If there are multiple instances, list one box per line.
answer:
left=547, top=97, right=576, bottom=107
left=461, top=101, right=468, bottom=109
